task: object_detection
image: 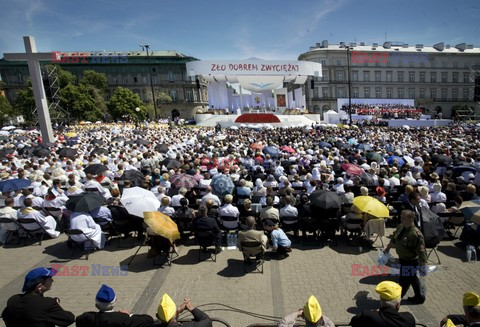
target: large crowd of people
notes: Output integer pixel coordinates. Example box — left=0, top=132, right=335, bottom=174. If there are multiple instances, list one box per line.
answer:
left=0, top=121, right=480, bottom=326
left=341, top=103, right=423, bottom=118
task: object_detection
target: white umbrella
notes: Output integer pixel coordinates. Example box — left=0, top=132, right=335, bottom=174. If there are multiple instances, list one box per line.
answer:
left=13, top=129, right=26, bottom=134
left=402, top=125, right=410, bottom=130
left=95, top=121, right=102, bottom=124
left=229, top=125, right=239, bottom=130
left=0, top=131, right=9, bottom=135
left=239, top=124, right=247, bottom=128
left=120, top=186, right=160, bottom=218
left=1, top=126, right=15, bottom=131
left=403, top=155, right=415, bottom=165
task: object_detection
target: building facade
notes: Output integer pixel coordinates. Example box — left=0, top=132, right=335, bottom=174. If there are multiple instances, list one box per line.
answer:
left=299, top=40, right=480, bottom=118
left=0, top=50, right=208, bottom=120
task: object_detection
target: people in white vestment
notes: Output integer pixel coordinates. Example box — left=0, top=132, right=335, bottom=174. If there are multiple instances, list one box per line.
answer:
left=69, top=211, right=106, bottom=249
left=17, top=198, right=59, bottom=238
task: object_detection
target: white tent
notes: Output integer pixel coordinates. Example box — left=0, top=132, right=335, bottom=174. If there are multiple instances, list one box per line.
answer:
left=323, top=110, right=340, bottom=124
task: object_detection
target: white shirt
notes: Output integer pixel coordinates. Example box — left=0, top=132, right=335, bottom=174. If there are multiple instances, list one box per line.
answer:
left=171, top=194, right=186, bottom=207
left=280, top=204, right=298, bottom=218
left=219, top=203, right=239, bottom=218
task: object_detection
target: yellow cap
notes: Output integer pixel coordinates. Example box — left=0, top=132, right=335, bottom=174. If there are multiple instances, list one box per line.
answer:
left=375, top=281, right=402, bottom=301
left=443, top=319, right=456, bottom=327
left=303, top=295, right=322, bottom=323
left=157, top=293, right=176, bottom=322
left=463, top=292, right=480, bottom=307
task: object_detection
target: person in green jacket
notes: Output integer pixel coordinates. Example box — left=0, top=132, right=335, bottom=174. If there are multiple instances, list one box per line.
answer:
left=384, top=209, right=427, bottom=304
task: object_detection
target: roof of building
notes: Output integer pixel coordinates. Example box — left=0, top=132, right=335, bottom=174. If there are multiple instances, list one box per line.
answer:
left=299, top=40, right=480, bottom=58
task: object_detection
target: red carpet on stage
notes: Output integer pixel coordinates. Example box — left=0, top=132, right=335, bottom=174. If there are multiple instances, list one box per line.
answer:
left=234, top=113, right=281, bottom=123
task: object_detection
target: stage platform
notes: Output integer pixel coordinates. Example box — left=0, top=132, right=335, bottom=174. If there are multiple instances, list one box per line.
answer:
left=385, top=119, right=453, bottom=127
left=195, top=113, right=453, bottom=128
left=195, top=113, right=320, bottom=128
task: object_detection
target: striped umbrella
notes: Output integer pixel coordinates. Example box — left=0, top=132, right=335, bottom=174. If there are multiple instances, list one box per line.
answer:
left=170, top=173, right=198, bottom=190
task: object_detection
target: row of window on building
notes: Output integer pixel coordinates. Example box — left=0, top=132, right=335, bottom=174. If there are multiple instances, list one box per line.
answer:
left=314, top=58, right=475, bottom=69
left=313, top=87, right=471, bottom=101
left=316, top=70, right=474, bottom=83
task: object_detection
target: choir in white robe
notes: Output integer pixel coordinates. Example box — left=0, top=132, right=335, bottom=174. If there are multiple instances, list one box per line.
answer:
left=69, top=212, right=105, bottom=249
left=17, top=207, right=60, bottom=238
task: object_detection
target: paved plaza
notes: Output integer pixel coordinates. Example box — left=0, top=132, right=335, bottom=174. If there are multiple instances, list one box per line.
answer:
left=0, top=227, right=478, bottom=327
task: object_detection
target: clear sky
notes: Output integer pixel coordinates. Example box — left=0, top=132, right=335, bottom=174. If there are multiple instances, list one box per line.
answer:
left=0, top=0, right=478, bottom=60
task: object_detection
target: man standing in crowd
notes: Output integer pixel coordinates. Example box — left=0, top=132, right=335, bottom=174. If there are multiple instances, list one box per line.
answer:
left=384, top=210, right=427, bottom=304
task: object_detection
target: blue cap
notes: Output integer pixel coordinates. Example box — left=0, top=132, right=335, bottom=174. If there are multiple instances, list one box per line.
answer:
left=96, top=284, right=115, bottom=303
left=22, top=267, right=56, bottom=292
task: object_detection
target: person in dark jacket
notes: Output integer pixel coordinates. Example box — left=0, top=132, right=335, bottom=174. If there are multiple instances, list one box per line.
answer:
left=2, top=267, right=75, bottom=327
left=76, top=284, right=153, bottom=327
left=440, top=292, right=480, bottom=327
left=153, top=294, right=211, bottom=327
left=350, top=281, right=415, bottom=327
left=192, top=205, right=222, bottom=251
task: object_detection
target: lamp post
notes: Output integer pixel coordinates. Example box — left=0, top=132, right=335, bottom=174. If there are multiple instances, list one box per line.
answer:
left=139, top=43, right=158, bottom=121
left=135, top=107, right=140, bottom=128
left=346, top=45, right=353, bottom=125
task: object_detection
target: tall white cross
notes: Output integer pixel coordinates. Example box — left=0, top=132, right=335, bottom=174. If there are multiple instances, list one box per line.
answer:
left=4, top=36, right=54, bottom=143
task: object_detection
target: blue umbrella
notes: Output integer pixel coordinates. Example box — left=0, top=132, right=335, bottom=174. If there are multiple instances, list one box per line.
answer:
left=348, top=138, right=357, bottom=145
left=211, top=175, right=235, bottom=197
left=263, top=146, right=280, bottom=158
left=319, top=141, right=332, bottom=149
left=0, top=178, right=31, bottom=193
left=387, top=156, right=405, bottom=167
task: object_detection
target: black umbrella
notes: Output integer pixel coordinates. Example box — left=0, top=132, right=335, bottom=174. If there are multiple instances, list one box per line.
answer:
left=361, top=172, right=375, bottom=186
left=135, top=139, right=150, bottom=145
left=166, top=159, right=182, bottom=169
left=121, top=170, right=145, bottom=187
left=18, top=146, right=34, bottom=156
left=84, top=164, right=108, bottom=175
left=112, top=136, right=124, bottom=142
left=124, top=140, right=135, bottom=145
left=310, top=190, right=342, bottom=209
left=56, top=147, right=77, bottom=158
left=432, top=154, right=453, bottom=166
left=32, top=146, right=51, bottom=157
left=66, top=192, right=105, bottom=212
left=90, top=147, right=109, bottom=156
left=91, top=139, right=104, bottom=146
left=155, top=144, right=169, bottom=153
left=0, top=148, right=15, bottom=158
left=451, top=165, right=477, bottom=177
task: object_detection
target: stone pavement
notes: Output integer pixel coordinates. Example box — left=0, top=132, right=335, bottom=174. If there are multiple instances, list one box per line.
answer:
left=0, top=227, right=478, bottom=327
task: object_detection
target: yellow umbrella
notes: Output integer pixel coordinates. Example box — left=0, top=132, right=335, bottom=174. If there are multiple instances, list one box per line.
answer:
left=65, top=132, right=77, bottom=138
left=353, top=196, right=389, bottom=219
left=144, top=211, right=180, bottom=243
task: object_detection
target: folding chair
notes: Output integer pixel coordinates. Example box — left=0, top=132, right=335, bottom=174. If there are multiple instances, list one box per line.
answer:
left=174, top=216, right=194, bottom=239
left=363, top=218, right=386, bottom=248
left=16, top=218, right=47, bottom=245
left=344, top=217, right=364, bottom=246
left=43, top=206, right=63, bottom=219
left=280, top=216, right=299, bottom=237
left=127, top=234, right=177, bottom=267
left=65, top=229, right=98, bottom=260
left=0, top=217, right=23, bottom=245
left=195, top=230, right=218, bottom=262
left=445, top=212, right=465, bottom=238
left=240, top=240, right=264, bottom=274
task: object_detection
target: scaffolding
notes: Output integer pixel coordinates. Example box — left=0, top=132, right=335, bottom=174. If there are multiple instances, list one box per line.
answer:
left=31, top=65, right=70, bottom=124
left=456, top=64, right=480, bottom=121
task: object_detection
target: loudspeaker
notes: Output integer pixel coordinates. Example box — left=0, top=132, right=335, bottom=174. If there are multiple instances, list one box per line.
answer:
left=196, top=79, right=200, bottom=89
left=474, top=76, right=480, bottom=101
left=310, top=79, right=314, bottom=89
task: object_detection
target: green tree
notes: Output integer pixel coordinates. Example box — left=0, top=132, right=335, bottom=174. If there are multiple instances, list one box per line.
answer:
left=0, top=96, right=15, bottom=125
left=81, top=70, right=108, bottom=95
left=156, top=91, right=172, bottom=118
left=107, top=87, right=145, bottom=120
left=59, top=84, right=103, bottom=121
left=14, top=82, right=36, bottom=123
